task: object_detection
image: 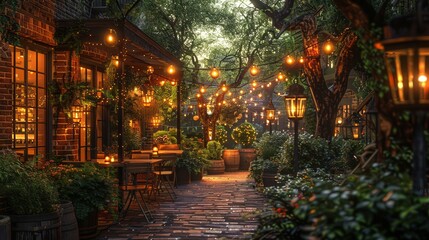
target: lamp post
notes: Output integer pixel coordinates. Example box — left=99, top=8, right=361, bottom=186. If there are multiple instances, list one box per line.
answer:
left=284, top=83, right=307, bottom=173
left=377, top=2, right=429, bottom=196
left=265, top=100, right=276, bottom=134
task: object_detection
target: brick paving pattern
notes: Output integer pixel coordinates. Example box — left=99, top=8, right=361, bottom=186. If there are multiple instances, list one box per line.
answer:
left=97, top=171, right=267, bottom=240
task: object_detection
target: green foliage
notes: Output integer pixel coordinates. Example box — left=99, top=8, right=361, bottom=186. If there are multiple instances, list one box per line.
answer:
left=54, top=22, right=88, bottom=54
left=255, top=131, right=291, bottom=160
left=0, top=150, right=59, bottom=215
left=46, top=162, right=116, bottom=220
left=206, top=140, right=222, bottom=160
left=231, top=121, right=257, bottom=148
left=218, top=101, right=245, bottom=126
left=254, top=147, right=429, bottom=240
left=177, top=137, right=210, bottom=173
left=123, top=123, right=142, bottom=154
left=153, top=129, right=177, bottom=145
left=0, top=0, right=19, bottom=44
left=215, top=125, right=227, bottom=146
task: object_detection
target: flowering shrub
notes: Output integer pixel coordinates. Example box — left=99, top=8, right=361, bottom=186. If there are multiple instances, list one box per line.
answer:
left=231, top=121, right=257, bottom=148
left=215, top=125, right=228, bottom=146
left=254, top=149, right=429, bottom=240
left=46, top=162, right=117, bottom=220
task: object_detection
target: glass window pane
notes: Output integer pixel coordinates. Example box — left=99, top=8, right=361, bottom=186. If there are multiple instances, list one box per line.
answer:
left=28, top=108, right=36, bottom=123
left=28, top=87, right=36, bottom=107
left=28, top=123, right=36, bottom=146
left=38, top=73, right=45, bottom=87
left=15, top=107, right=26, bottom=122
left=38, top=88, right=46, bottom=108
left=80, top=67, right=85, bottom=81
left=97, top=71, right=103, bottom=88
left=28, top=50, right=37, bottom=71
left=15, top=69, right=24, bottom=83
left=86, top=69, right=93, bottom=83
left=14, top=47, right=24, bottom=68
left=15, top=85, right=25, bottom=106
left=37, top=108, right=46, bottom=122
left=37, top=53, right=45, bottom=73
left=28, top=71, right=36, bottom=85
left=37, top=124, right=46, bottom=147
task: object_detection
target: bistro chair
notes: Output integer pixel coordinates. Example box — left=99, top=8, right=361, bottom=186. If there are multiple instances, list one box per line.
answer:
left=119, top=162, right=154, bottom=222
left=153, top=153, right=177, bottom=201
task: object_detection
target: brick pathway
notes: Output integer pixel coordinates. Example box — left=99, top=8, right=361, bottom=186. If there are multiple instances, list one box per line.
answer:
left=97, top=171, right=267, bottom=240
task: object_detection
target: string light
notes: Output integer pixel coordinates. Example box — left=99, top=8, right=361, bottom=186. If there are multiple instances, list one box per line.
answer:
left=299, top=56, right=304, bottom=64
left=167, top=65, right=176, bottom=75
left=249, top=65, right=260, bottom=76
left=285, top=55, right=294, bottom=65
left=210, top=67, right=220, bottom=79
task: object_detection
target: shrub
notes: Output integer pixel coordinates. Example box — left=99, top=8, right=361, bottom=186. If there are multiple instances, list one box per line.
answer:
left=0, top=150, right=59, bottom=215
left=231, top=121, right=257, bottom=148
left=206, top=140, right=222, bottom=160
left=46, top=162, right=116, bottom=220
left=254, top=131, right=291, bottom=160
left=153, top=129, right=177, bottom=145
left=177, top=137, right=210, bottom=173
left=215, top=125, right=228, bottom=146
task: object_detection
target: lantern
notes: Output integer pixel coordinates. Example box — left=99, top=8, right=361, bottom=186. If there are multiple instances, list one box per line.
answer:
left=265, top=100, right=276, bottom=134
left=378, top=23, right=429, bottom=109
left=340, top=113, right=364, bottom=140
left=152, top=146, right=159, bottom=157
left=71, top=104, right=83, bottom=124
left=142, top=88, right=154, bottom=107
left=284, top=83, right=307, bottom=119
left=209, top=67, right=220, bottom=79
left=377, top=8, right=429, bottom=196
left=112, top=56, right=119, bottom=68
left=249, top=65, right=260, bottom=76
left=152, top=114, right=161, bottom=128
left=104, top=28, right=117, bottom=47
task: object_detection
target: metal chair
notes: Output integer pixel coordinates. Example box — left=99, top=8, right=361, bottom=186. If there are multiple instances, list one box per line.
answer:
left=119, top=162, right=154, bottom=222
left=153, top=153, right=177, bottom=201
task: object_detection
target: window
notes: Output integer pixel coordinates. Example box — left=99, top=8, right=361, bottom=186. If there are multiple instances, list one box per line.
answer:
left=11, top=46, right=47, bottom=161
left=78, top=66, right=93, bottom=161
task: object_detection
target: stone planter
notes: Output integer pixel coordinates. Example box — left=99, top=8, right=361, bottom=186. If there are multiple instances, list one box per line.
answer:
left=207, top=159, right=225, bottom=175
left=223, top=149, right=240, bottom=172
left=239, top=148, right=256, bottom=170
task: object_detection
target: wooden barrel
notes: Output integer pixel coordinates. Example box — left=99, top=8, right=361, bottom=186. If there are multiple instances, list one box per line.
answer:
left=77, top=210, right=98, bottom=240
left=175, top=166, right=191, bottom=186
left=262, top=171, right=280, bottom=188
left=0, top=215, right=11, bottom=240
left=60, top=201, right=79, bottom=240
left=10, top=211, right=61, bottom=240
left=239, top=148, right=256, bottom=170
left=207, top=159, right=225, bottom=175
left=222, top=149, right=240, bottom=172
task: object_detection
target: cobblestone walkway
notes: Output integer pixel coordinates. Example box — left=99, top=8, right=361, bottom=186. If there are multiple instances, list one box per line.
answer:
left=97, top=171, right=267, bottom=240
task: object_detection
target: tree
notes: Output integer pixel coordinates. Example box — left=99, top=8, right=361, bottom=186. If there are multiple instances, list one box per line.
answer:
left=250, top=0, right=359, bottom=140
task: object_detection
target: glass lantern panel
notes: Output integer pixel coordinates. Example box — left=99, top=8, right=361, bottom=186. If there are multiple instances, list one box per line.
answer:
left=418, top=48, right=429, bottom=104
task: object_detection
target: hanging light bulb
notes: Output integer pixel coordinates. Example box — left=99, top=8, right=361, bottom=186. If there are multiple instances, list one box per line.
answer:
left=252, top=80, right=257, bottom=88
left=277, top=72, right=286, bottom=81
left=209, top=67, right=220, bottom=79
left=285, top=55, right=295, bottom=65
left=104, top=28, right=117, bottom=47
left=196, top=93, right=201, bottom=98
left=299, top=56, right=305, bottom=64
left=200, top=86, right=206, bottom=93
left=323, top=39, right=334, bottom=54
left=167, top=65, right=176, bottom=75
left=147, top=65, right=154, bottom=75
left=221, top=84, right=228, bottom=92
left=249, top=65, right=260, bottom=76
left=170, top=80, right=177, bottom=86
left=159, top=80, right=165, bottom=86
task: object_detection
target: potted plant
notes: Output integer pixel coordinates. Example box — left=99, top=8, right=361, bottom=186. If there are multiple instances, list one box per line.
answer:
left=232, top=121, right=257, bottom=170
left=216, top=125, right=239, bottom=172
left=46, top=162, right=116, bottom=239
left=178, top=137, right=210, bottom=182
left=0, top=150, right=61, bottom=239
left=205, top=140, right=225, bottom=175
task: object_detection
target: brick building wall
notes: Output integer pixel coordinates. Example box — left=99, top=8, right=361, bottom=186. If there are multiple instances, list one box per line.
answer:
left=0, top=47, right=12, bottom=149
